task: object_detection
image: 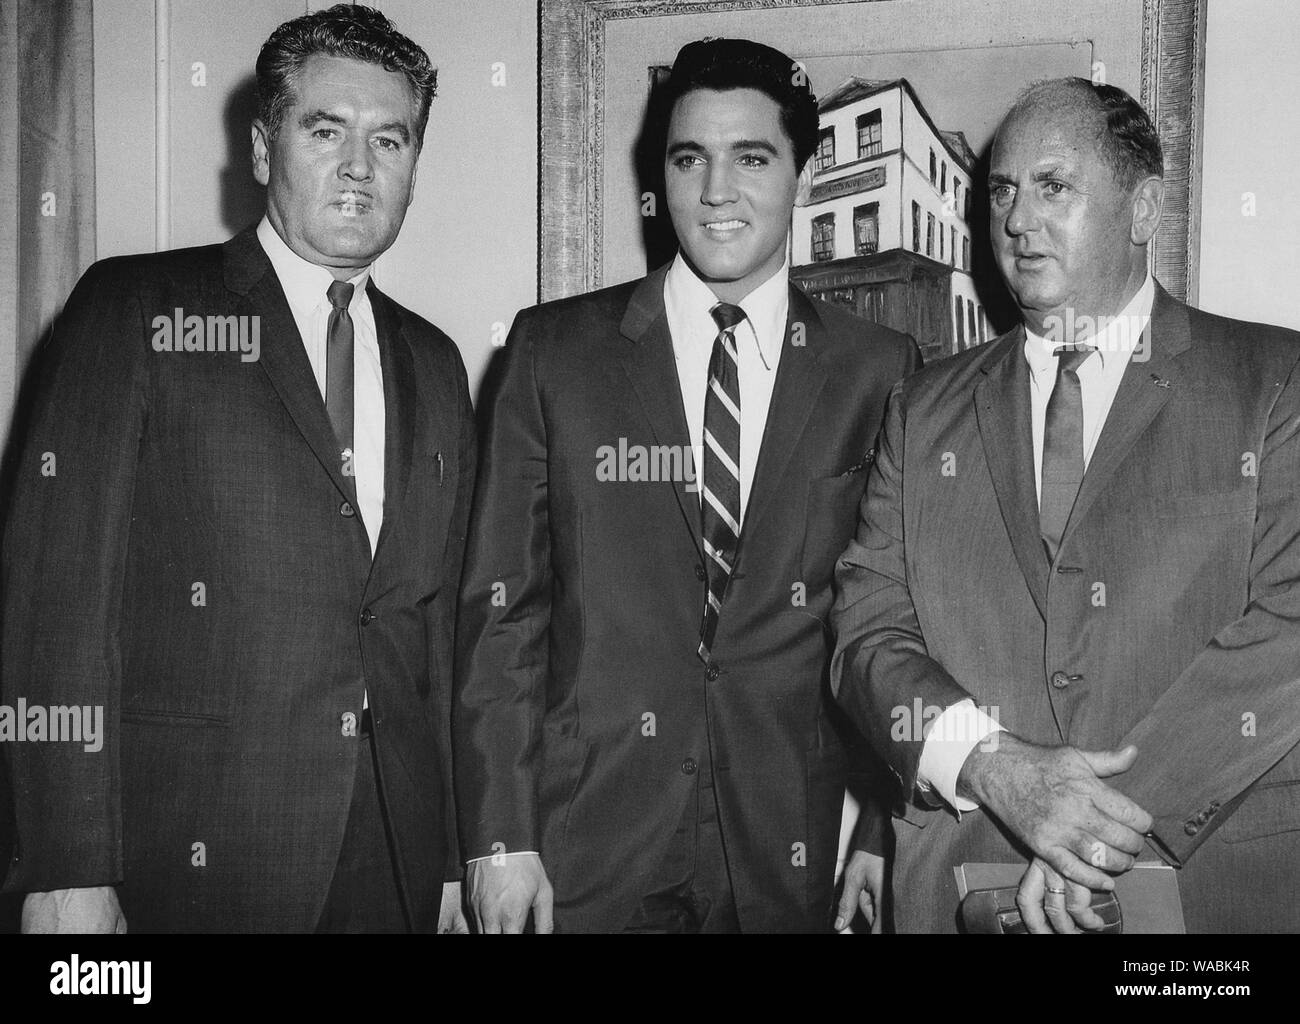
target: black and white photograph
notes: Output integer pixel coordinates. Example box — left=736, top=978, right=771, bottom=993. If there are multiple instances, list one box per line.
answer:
left=0, top=0, right=1295, bottom=1004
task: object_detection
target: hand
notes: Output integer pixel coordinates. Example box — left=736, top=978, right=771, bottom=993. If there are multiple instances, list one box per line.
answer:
left=466, top=853, right=553, bottom=934
left=1017, top=856, right=1109, bottom=933
left=834, top=850, right=885, bottom=933
left=437, top=880, right=469, bottom=934
left=21, top=887, right=127, bottom=934
left=958, top=734, right=1152, bottom=891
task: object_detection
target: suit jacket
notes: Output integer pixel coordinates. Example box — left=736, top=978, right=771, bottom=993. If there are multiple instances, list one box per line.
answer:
left=454, top=265, right=919, bottom=933
left=0, top=225, right=475, bottom=932
left=831, top=284, right=1300, bottom=933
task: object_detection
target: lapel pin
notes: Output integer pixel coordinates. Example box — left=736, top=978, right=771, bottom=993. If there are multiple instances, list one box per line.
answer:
left=1150, top=374, right=1172, bottom=389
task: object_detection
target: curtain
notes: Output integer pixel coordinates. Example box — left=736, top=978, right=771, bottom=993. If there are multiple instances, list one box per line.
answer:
left=0, top=0, right=96, bottom=461
left=0, top=0, right=95, bottom=929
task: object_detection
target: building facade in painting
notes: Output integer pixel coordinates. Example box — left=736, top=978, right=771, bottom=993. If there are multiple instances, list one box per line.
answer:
left=790, top=77, right=994, bottom=361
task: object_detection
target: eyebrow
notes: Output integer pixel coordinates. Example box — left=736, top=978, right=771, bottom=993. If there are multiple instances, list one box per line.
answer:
left=298, top=110, right=411, bottom=144
left=665, top=139, right=781, bottom=157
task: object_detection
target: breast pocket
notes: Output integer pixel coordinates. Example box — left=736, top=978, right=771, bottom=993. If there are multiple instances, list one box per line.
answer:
left=800, top=473, right=869, bottom=590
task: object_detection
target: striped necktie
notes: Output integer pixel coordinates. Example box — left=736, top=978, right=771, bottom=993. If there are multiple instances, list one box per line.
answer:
left=698, top=301, right=746, bottom=664
left=1040, top=344, right=1094, bottom=560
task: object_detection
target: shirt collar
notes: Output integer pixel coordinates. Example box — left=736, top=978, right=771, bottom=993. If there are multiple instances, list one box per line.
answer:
left=663, top=250, right=789, bottom=369
left=256, top=215, right=370, bottom=319
left=1023, top=271, right=1155, bottom=377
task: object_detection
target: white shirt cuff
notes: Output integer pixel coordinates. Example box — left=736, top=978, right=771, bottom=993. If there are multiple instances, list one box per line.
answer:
left=916, top=700, right=1006, bottom=814
left=466, top=850, right=540, bottom=865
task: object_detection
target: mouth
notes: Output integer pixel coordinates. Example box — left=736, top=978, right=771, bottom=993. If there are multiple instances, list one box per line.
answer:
left=702, top=219, right=747, bottom=237
left=332, top=192, right=374, bottom=214
left=1012, top=252, right=1050, bottom=269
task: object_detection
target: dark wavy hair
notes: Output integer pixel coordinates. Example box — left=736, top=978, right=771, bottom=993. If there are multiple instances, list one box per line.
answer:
left=1008, top=77, right=1164, bottom=188
left=659, top=37, right=820, bottom=171
left=256, top=4, right=437, bottom=147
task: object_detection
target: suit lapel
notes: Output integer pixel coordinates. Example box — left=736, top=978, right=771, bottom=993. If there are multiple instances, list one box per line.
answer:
left=736, top=285, right=831, bottom=554
left=222, top=227, right=359, bottom=509
left=974, top=328, right=1049, bottom=618
left=368, top=285, right=416, bottom=562
left=1061, top=284, right=1191, bottom=545
left=619, top=268, right=704, bottom=556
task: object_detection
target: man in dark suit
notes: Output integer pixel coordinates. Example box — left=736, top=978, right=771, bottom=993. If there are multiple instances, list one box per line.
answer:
left=832, top=77, right=1300, bottom=933
left=455, top=38, right=919, bottom=934
left=1, top=4, right=472, bottom=933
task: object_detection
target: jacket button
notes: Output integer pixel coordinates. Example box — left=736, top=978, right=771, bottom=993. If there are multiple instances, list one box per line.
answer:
left=1050, top=671, right=1070, bottom=689
left=339, top=501, right=355, bottom=518
left=695, top=565, right=707, bottom=581
left=706, top=664, right=720, bottom=681
left=1184, top=821, right=1201, bottom=836
left=360, top=608, right=374, bottom=626
left=681, top=758, right=698, bottom=775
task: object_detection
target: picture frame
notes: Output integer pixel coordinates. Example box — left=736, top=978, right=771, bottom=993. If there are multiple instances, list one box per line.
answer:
left=539, top=0, right=1207, bottom=312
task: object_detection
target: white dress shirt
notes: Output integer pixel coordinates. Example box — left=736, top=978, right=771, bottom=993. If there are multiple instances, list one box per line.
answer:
left=917, top=273, right=1156, bottom=812
left=663, top=251, right=789, bottom=522
left=256, top=216, right=385, bottom=556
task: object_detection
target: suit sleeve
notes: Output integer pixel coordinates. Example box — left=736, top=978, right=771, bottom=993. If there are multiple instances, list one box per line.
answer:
left=1115, top=355, right=1300, bottom=865
left=452, top=309, right=551, bottom=861
left=831, top=379, right=973, bottom=802
left=845, top=335, right=923, bottom=855
left=1, top=261, right=150, bottom=893
left=433, top=343, right=477, bottom=882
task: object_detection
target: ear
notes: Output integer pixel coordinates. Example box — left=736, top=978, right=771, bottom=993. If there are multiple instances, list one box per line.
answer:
left=1130, top=175, right=1164, bottom=246
left=794, top=159, right=815, bottom=208
left=406, top=154, right=419, bottom=208
left=251, top=120, right=271, bottom=187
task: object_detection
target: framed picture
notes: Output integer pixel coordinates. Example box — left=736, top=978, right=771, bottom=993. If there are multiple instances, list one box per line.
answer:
left=539, top=0, right=1206, bottom=354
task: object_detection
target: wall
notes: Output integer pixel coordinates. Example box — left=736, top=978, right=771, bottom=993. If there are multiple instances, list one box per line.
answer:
left=92, top=0, right=538, bottom=394
left=1198, top=0, right=1300, bottom=329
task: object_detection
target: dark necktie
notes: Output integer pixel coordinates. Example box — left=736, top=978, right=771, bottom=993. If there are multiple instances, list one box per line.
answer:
left=698, top=301, right=746, bottom=664
left=326, top=280, right=355, bottom=470
left=1040, top=345, right=1094, bottom=560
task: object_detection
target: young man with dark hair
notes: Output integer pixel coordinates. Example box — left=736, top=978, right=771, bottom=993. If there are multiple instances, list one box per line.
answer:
left=456, top=37, right=920, bottom=933
left=2, top=4, right=472, bottom=933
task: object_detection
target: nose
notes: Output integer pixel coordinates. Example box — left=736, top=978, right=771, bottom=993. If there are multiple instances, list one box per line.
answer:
left=1002, top=188, right=1038, bottom=237
left=701, top=160, right=738, bottom=206
left=338, top=137, right=374, bottom=183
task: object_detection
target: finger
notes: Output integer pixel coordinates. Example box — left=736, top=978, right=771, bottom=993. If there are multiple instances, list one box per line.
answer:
left=1084, top=808, right=1147, bottom=857
left=1065, top=880, right=1106, bottom=932
left=475, top=898, right=502, bottom=934
left=858, top=887, right=876, bottom=929
left=533, top=886, right=555, bottom=934
left=1091, top=786, right=1155, bottom=835
left=834, top=881, right=861, bottom=931
left=1046, top=846, right=1115, bottom=891
left=1016, top=861, right=1052, bottom=934
left=1080, top=745, right=1139, bottom=779
left=1076, top=830, right=1137, bottom=874
left=1041, top=863, right=1078, bottom=934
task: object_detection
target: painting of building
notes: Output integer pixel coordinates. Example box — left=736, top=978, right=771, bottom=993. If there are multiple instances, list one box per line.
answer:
left=791, top=77, right=995, bottom=362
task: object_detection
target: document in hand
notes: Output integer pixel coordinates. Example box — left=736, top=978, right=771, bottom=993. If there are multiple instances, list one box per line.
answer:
left=954, top=861, right=1186, bottom=934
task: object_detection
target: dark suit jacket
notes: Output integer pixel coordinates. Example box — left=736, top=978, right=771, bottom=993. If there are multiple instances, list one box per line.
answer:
left=454, top=265, right=919, bottom=933
left=1, top=226, right=475, bottom=932
left=832, top=284, right=1300, bottom=933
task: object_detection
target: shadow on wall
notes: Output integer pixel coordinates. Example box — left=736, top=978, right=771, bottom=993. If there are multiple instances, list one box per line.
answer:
left=221, top=73, right=268, bottom=236
left=967, top=142, right=1022, bottom=338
